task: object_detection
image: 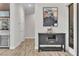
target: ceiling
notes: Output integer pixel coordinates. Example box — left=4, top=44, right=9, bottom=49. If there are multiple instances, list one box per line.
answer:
left=0, top=3, right=35, bottom=14
left=23, top=3, right=35, bottom=15
left=23, top=3, right=68, bottom=15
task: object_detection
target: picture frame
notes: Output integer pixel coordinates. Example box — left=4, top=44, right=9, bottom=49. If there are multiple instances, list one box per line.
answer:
left=43, top=7, right=58, bottom=27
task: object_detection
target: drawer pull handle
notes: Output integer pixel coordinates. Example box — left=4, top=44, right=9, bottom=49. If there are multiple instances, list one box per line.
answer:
left=49, top=41, right=54, bottom=43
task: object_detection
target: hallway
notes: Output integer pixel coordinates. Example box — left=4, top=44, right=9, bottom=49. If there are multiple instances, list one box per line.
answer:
left=0, top=39, right=70, bottom=56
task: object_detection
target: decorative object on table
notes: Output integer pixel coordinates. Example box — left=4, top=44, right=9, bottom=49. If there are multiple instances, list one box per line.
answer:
left=43, top=7, right=58, bottom=27
left=47, top=25, right=53, bottom=33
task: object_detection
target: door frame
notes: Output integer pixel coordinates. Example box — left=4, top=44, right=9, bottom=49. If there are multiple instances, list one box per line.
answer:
left=68, top=3, right=74, bottom=49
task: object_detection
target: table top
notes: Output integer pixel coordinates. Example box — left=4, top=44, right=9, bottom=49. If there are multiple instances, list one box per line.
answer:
left=38, top=33, right=65, bottom=35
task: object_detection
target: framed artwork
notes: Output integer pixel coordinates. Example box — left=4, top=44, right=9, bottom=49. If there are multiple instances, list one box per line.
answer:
left=43, top=7, right=58, bottom=27
left=0, top=19, right=9, bottom=30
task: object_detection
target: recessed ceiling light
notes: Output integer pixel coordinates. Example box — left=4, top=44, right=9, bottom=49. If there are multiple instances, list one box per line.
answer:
left=28, top=4, right=32, bottom=7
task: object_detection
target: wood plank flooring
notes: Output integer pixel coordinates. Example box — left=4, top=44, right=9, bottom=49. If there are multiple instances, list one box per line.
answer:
left=0, top=39, right=71, bottom=56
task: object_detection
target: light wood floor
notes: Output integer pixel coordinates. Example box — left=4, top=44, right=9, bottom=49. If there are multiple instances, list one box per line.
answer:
left=0, top=39, right=71, bottom=56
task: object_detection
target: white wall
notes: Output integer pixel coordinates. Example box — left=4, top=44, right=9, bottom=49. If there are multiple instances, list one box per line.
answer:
left=10, top=3, right=25, bottom=49
left=20, top=5, right=25, bottom=41
left=25, top=14, right=35, bottom=38
left=35, top=3, right=68, bottom=49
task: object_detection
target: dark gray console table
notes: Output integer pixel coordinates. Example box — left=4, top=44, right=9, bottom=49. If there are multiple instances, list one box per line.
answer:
left=38, top=33, right=65, bottom=51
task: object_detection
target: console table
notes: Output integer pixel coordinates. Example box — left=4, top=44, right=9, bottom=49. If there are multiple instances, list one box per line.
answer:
left=38, top=33, right=65, bottom=51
